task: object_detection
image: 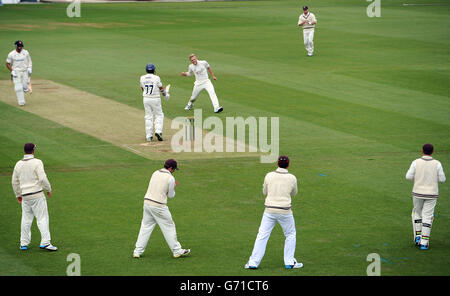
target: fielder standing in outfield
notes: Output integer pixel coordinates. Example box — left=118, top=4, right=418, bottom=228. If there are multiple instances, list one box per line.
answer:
left=406, top=143, right=446, bottom=250
left=5, top=40, right=32, bottom=106
left=133, top=159, right=190, bottom=258
left=11, top=143, right=57, bottom=251
left=245, top=156, right=303, bottom=269
left=140, top=63, right=171, bottom=142
left=181, top=53, right=223, bottom=113
left=298, top=6, right=317, bottom=57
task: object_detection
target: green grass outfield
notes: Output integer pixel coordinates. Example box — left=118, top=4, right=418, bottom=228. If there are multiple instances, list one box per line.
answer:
left=0, top=0, right=449, bottom=276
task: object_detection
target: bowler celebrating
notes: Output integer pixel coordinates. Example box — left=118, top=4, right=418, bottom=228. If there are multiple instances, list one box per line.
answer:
left=181, top=54, right=223, bottom=113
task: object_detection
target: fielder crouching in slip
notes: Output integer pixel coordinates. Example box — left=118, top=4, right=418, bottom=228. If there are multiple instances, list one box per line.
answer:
left=133, top=159, right=190, bottom=258
left=245, top=155, right=303, bottom=269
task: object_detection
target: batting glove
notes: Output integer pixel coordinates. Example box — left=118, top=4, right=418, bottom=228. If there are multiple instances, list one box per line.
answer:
left=27, top=68, right=32, bottom=75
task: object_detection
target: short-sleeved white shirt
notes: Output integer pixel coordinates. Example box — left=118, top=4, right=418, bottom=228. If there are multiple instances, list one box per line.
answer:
left=6, top=49, right=32, bottom=71
left=140, top=74, right=163, bottom=98
left=187, top=60, right=210, bottom=84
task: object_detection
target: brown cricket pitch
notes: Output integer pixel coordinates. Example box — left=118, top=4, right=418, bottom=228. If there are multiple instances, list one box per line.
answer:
left=0, top=79, right=260, bottom=161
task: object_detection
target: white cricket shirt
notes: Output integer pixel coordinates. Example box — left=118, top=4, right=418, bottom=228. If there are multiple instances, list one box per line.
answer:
left=140, top=74, right=163, bottom=99
left=6, top=49, right=32, bottom=72
left=298, top=12, right=317, bottom=30
left=263, top=168, right=298, bottom=214
left=11, top=154, right=52, bottom=200
left=406, top=155, right=446, bottom=199
left=144, top=168, right=176, bottom=207
left=186, top=60, right=210, bottom=84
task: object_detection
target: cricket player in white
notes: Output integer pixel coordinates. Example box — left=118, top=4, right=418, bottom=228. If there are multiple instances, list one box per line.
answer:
left=181, top=54, right=223, bottom=113
left=406, top=143, right=446, bottom=250
left=140, top=63, right=170, bottom=142
left=245, top=156, right=303, bottom=269
left=133, top=159, right=190, bottom=258
left=11, top=143, right=57, bottom=251
left=298, top=6, right=317, bottom=56
left=5, top=40, right=32, bottom=106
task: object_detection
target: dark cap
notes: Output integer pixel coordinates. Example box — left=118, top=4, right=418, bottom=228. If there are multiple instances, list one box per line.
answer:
left=15, top=40, right=24, bottom=47
left=24, top=142, right=36, bottom=154
left=164, top=159, right=179, bottom=170
left=303, top=6, right=308, bottom=10
left=278, top=155, right=290, bottom=168
left=422, top=143, right=434, bottom=155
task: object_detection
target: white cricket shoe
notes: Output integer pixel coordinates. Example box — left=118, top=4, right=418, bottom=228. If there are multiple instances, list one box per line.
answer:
left=214, top=107, right=223, bottom=113
left=146, top=136, right=153, bottom=142
left=173, top=249, right=190, bottom=258
left=40, top=244, right=58, bottom=251
left=184, top=104, right=192, bottom=110
left=244, top=263, right=257, bottom=269
left=285, top=261, right=303, bottom=269
left=133, top=252, right=140, bottom=258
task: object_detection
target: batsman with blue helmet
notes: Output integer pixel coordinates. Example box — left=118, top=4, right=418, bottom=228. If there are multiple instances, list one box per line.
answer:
left=140, top=63, right=171, bottom=142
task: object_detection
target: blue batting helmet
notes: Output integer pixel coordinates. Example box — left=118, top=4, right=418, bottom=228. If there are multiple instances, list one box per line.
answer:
left=146, top=63, right=155, bottom=73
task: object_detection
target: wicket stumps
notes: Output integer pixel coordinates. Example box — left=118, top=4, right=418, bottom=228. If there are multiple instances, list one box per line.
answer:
left=185, top=116, right=195, bottom=142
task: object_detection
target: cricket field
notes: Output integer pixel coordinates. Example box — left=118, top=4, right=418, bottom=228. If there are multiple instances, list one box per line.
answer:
left=0, top=0, right=449, bottom=277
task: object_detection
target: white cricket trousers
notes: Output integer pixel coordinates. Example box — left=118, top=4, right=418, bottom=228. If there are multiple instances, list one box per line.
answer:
left=21, top=196, right=51, bottom=246
left=412, top=196, right=437, bottom=246
left=143, top=97, right=164, bottom=137
left=12, top=70, right=29, bottom=106
left=134, top=203, right=183, bottom=256
left=248, top=212, right=297, bottom=267
left=303, top=29, right=315, bottom=55
left=189, top=79, right=220, bottom=111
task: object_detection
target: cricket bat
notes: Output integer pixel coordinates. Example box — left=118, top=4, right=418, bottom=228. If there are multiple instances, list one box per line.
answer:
left=163, top=84, right=171, bottom=101
left=28, top=79, right=32, bottom=94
